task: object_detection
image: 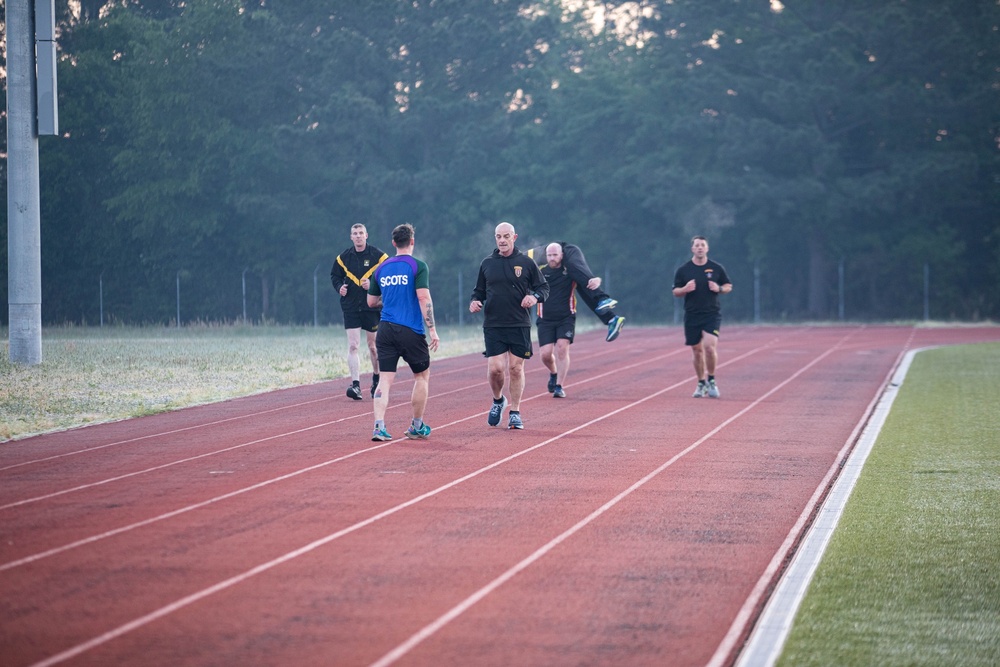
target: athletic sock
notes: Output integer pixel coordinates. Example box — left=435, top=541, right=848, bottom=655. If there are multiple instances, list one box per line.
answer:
left=374, top=420, right=385, bottom=430
left=353, top=380, right=361, bottom=387
left=411, top=418, right=423, bottom=429
left=707, top=375, right=715, bottom=382
left=494, top=397, right=504, bottom=404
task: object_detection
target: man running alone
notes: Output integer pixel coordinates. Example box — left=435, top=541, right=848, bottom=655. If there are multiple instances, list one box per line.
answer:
left=672, top=235, right=732, bottom=398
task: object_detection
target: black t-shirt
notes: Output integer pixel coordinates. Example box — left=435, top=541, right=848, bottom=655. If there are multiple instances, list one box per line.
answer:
left=673, top=259, right=731, bottom=315
left=537, top=264, right=576, bottom=322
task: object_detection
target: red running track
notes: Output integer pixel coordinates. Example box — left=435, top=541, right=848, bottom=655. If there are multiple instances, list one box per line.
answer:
left=2, top=325, right=998, bottom=667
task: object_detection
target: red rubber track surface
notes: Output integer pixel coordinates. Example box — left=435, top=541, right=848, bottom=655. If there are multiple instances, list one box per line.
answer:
left=2, top=326, right=997, bottom=667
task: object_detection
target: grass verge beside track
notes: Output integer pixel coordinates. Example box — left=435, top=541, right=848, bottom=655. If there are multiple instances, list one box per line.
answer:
left=0, top=324, right=486, bottom=441
left=778, top=342, right=1000, bottom=667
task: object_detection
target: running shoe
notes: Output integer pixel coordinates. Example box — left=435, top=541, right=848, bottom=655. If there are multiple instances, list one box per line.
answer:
left=487, top=396, right=508, bottom=427
left=595, top=298, right=618, bottom=314
left=606, top=315, right=625, bottom=342
left=547, top=373, right=558, bottom=394
left=347, top=384, right=363, bottom=400
left=508, top=411, right=524, bottom=430
left=692, top=381, right=708, bottom=398
left=405, top=423, right=432, bottom=439
left=707, top=378, right=720, bottom=398
left=372, top=427, right=393, bottom=441
left=553, top=385, right=566, bottom=398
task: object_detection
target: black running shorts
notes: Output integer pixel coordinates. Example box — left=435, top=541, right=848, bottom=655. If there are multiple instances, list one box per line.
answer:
left=684, top=313, right=722, bottom=346
left=483, top=327, right=533, bottom=359
left=343, top=309, right=380, bottom=332
left=536, top=315, right=576, bottom=347
left=376, top=322, right=431, bottom=374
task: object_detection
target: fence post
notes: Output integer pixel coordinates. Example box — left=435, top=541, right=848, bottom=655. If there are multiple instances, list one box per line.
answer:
left=242, top=268, right=249, bottom=324
left=313, top=263, right=321, bottom=327
left=838, top=257, right=845, bottom=321
left=753, top=260, right=760, bottom=324
left=924, top=263, right=930, bottom=321
left=176, top=271, right=181, bottom=327
left=458, top=271, right=464, bottom=327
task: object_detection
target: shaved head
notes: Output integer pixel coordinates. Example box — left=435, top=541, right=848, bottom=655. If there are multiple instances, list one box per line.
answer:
left=545, top=243, right=563, bottom=268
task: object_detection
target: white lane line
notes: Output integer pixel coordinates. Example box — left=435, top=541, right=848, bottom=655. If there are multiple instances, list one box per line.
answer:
left=367, top=334, right=855, bottom=667
left=26, top=342, right=776, bottom=667
left=0, top=375, right=535, bottom=511
left=1, top=347, right=694, bottom=567
left=0, top=394, right=335, bottom=473
left=724, top=345, right=925, bottom=667
left=0, top=337, right=623, bottom=473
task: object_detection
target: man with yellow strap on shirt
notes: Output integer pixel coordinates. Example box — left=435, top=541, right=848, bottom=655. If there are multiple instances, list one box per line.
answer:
left=330, top=224, right=388, bottom=400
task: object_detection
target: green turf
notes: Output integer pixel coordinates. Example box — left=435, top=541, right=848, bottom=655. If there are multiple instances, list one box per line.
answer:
left=778, top=342, right=1000, bottom=667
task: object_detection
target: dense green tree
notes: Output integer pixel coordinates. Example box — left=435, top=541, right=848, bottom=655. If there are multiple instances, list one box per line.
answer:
left=2, top=0, right=997, bottom=325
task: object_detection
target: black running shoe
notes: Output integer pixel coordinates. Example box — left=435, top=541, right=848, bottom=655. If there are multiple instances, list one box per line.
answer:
left=547, top=374, right=558, bottom=393
left=347, top=384, right=363, bottom=400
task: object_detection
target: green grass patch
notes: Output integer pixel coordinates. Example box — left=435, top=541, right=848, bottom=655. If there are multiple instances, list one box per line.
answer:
left=1, top=324, right=485, bottom=441
left=778, top=342, right=1000, bottom=667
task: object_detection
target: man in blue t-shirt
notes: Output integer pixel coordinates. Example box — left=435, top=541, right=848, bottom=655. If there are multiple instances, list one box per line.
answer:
left=367, top=223, right=440, bottom=441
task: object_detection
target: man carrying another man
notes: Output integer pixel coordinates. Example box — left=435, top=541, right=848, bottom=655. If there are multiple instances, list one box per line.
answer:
left=527, top=241, right=624, bottom=343
left=536, top=242, right=579, bottom=398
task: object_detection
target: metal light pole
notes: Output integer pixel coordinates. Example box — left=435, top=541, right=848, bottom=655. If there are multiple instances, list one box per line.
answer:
left=7, top=0, right=46, bottom=363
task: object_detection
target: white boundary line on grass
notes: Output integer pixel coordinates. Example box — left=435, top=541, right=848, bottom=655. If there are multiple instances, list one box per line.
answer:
left=728, top=346, right=930, bottom=667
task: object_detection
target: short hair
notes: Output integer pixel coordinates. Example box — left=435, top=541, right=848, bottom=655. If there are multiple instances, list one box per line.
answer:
left=392, top=223, right=415, bottom=248
left=352, top=223, right=367, bottom=231
left=691, top=235, right=707, bottom=243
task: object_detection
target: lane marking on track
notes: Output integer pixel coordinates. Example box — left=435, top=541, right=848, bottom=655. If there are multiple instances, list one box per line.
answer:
left=0, top=334, right=639, bottom=476
left=713, top=327, right=918, bottom=667
left=0, top=340, right=692, bottom=511
left=0, top=324, right=734, bottom=472
left=0, top=345, right=699, bottom=568
left=21, top=341, right=778, bottom=667
left=368, top=332, right=859, bottom=667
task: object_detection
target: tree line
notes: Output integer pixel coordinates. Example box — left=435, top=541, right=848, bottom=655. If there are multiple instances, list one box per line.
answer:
left=2, top=0, right=997, bottom=326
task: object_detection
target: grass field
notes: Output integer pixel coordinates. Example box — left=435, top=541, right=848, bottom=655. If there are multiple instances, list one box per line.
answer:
left=778, top=342, right=1000, bottom=666
left=0, top=324, right=486, bottom=441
